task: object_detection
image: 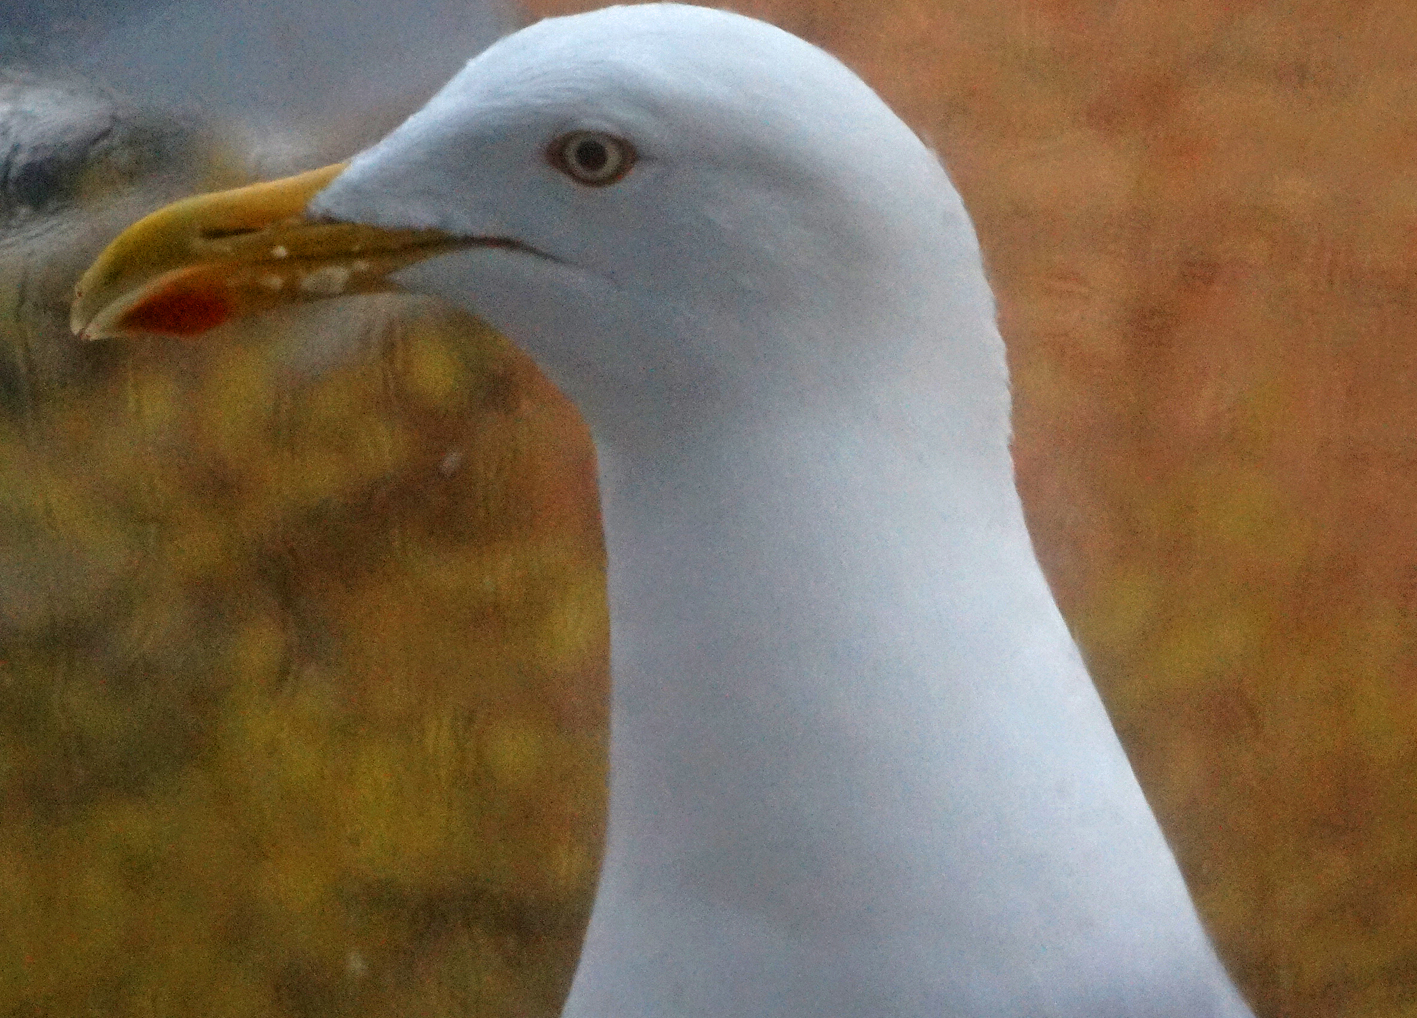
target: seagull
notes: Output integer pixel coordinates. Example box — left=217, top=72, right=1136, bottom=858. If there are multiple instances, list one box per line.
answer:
left=72, top=5, right=1255, bottom=1016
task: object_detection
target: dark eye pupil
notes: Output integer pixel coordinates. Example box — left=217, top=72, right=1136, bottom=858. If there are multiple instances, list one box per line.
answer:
left=574, top=138, right=609, bottom=173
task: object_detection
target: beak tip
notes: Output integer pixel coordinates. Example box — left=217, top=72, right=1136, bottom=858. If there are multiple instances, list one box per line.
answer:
left=70, top=304, right=107, bottom=340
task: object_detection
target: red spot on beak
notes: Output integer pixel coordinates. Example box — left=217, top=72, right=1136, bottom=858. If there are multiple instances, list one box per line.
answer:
left=117, top=280, right=234, bottom=337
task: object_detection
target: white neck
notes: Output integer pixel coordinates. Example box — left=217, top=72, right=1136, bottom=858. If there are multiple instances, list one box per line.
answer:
left=392, top=156, right=1248, bottom=1018
left=563, top=355, right=1248, bottom=1017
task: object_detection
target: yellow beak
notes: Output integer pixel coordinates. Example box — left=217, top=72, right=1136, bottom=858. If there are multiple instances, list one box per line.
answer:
left=71, top=162, right=469, bottom=340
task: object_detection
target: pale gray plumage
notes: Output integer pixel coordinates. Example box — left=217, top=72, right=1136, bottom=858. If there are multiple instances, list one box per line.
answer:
left=10, top=0, right=511, bottom=167
left=0, top=71, right=200, bottom=389
left=311, top=5, right=1255, bottom=1016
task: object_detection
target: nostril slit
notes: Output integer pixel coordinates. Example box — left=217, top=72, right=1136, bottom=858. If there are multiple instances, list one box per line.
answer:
left=198, top=225, right=260, bottom=240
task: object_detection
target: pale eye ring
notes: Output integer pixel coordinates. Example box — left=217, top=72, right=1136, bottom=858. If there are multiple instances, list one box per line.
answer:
left=549, top=130, right=635, bottom=186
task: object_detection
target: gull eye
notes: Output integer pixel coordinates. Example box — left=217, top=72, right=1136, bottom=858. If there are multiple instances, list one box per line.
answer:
left=549, top=131, right=635, bottom=186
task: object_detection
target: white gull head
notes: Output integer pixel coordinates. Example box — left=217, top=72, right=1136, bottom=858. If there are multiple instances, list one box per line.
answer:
left=312, top=5, right=1254, bottom=1017
left=312, top=4, right=1003, bottom=452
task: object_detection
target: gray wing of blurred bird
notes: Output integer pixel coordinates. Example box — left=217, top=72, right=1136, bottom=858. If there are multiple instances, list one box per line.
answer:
left=0, top=69, right=202, bottom=389
left=7, top=0, right=515, bottom=174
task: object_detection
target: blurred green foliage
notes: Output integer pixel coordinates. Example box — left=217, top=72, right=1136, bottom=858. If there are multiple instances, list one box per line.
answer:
left=0, top=294, right=608, bottom=1016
